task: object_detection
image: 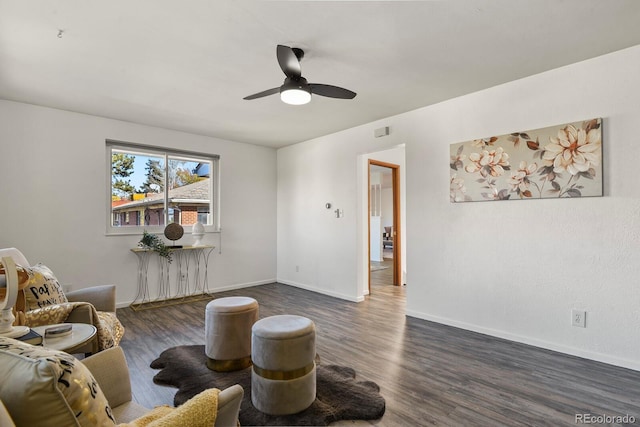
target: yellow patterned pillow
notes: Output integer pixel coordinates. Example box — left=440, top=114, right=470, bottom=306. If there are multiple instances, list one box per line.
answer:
left=23, top=263, right=68, bottom=310
left=119, top=388, right=219, bottom=427
left=0, top=337, right=116, bottom=427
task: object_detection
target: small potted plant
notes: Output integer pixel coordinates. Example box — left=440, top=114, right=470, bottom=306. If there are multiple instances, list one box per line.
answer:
left=138, top=231, right=172, bottom=263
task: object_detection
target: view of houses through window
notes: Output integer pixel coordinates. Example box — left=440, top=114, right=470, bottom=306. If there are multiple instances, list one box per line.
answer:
left=109, top=143, right=217, bottom=230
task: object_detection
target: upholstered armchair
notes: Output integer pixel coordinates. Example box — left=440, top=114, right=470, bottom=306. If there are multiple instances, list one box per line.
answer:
left=0, top=247, right=123, bottom=353
left=0, top=337, right=244, bottom=426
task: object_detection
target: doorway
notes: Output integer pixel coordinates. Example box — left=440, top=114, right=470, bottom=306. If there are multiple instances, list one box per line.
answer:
left=368, top=159, right=401, bottom=293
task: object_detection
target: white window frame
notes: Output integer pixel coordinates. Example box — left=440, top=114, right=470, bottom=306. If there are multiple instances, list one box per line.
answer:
left=106, top=140, right=221, bottom=235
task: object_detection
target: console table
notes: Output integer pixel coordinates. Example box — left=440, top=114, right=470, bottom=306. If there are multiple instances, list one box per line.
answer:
left=130, top=245, right=215, bottom=310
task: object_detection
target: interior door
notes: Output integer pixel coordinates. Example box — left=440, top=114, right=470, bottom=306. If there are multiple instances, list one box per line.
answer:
left=368, top=159, right=401, bottom=291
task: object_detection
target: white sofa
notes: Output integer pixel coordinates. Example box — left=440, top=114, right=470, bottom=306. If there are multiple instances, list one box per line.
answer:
left=0, top=338, right=243, bottom=426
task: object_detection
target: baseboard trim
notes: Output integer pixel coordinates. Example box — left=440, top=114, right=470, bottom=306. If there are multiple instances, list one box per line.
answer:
left=116, top=278, right=276, bottom=308
left=277, top=279, right=364, bottom=302
left=118, top=278, right=363, bottom=308
left=406, top=309, right=640, bottom=372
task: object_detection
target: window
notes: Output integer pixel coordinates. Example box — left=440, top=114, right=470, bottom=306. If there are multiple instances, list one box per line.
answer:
left=107, top=141, right=220, bottom=234
left=197, top=206, right=210, bottom=224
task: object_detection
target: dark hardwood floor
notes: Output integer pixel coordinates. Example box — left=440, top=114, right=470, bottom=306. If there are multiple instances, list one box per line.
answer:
left=117, top=268, right=640, bottom=426
left=370, top=257, right=394, bottom=288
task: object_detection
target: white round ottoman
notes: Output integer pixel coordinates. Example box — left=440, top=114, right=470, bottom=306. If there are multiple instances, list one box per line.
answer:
left=251, top=315, right=316, bottom=415
left=205, top=296, right=259, bottom=372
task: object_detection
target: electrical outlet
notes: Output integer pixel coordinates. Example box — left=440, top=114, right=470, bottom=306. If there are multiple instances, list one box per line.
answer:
left=572, top=309, right=586, bottom=328
left=295, top=265, right=299, bottom=272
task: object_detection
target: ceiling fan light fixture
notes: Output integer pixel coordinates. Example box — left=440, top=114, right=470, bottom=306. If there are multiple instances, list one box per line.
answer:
left=280, top=87, right=311, bottom=105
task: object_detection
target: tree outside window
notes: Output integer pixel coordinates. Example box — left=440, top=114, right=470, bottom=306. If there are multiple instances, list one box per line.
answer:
left=108, top=143, right=219, bottom=233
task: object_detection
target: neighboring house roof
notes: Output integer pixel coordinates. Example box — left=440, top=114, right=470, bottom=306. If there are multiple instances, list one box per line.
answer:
left=111, top=199, right=131, bottom=208
left=113, top=178, right=209, bottom=211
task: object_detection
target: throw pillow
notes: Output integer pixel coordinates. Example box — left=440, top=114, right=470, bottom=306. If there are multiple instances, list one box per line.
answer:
left=0, top=336, right=116, bottom=427
left=23, top=263, right=68, bottom=310
left=119, top=388, right=219, bottom=427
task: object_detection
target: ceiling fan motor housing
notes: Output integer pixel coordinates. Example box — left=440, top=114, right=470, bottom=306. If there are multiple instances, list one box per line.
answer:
left=281, top=77, right=310, bottom=94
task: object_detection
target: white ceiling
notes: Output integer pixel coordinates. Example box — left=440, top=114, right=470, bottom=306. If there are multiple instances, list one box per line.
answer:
left=2, top=1, right=640, bottom=148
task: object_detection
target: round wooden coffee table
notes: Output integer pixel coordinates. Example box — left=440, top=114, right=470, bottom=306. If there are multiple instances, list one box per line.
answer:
left=32, top=323, right=97, bottom=354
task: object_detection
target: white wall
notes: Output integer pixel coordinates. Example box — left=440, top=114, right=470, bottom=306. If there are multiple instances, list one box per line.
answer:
left=277, top=129, right=406, bottom=301
left=381, top=187, right=393, bottom=229
left=0, top=100, right=277, bottom=306
left=277, top=44, right=640, bottom=370
left=369, top=215, right=382, bottom=262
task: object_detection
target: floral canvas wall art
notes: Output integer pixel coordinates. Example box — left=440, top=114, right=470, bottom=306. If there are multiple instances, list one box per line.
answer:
left=450, top=118, right=602, bottom=203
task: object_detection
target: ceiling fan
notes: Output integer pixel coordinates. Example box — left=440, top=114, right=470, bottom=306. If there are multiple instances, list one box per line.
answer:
left=243, top=45, right=357, bottom=105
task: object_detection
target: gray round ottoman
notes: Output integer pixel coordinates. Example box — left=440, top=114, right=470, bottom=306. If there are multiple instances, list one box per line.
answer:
left=251, top=315, right=316, bottom=415
left=205, top=296, right=259, bottom=372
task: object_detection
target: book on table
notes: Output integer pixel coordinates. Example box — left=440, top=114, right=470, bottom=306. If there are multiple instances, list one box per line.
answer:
left=16, top=329, right=43, bottom=345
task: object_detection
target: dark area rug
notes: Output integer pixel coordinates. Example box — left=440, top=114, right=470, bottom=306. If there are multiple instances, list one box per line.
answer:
left=150, top=345, right=386, bottom=426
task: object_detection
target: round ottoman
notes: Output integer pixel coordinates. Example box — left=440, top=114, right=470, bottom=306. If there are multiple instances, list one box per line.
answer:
left=205, top=296, right=259, bottom=372
left=251, top=315, right=316, bottom=415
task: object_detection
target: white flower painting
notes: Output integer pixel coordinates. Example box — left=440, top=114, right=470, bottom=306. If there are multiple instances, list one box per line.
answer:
left=450, top=118, right=602, bottom=202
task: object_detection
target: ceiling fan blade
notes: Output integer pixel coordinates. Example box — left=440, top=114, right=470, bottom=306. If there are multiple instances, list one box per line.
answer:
left=277, top=45, right=301, bottom=79
left=243, top=87, right=280, bottom=100
left=309, top=84, right=357, bottom=99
